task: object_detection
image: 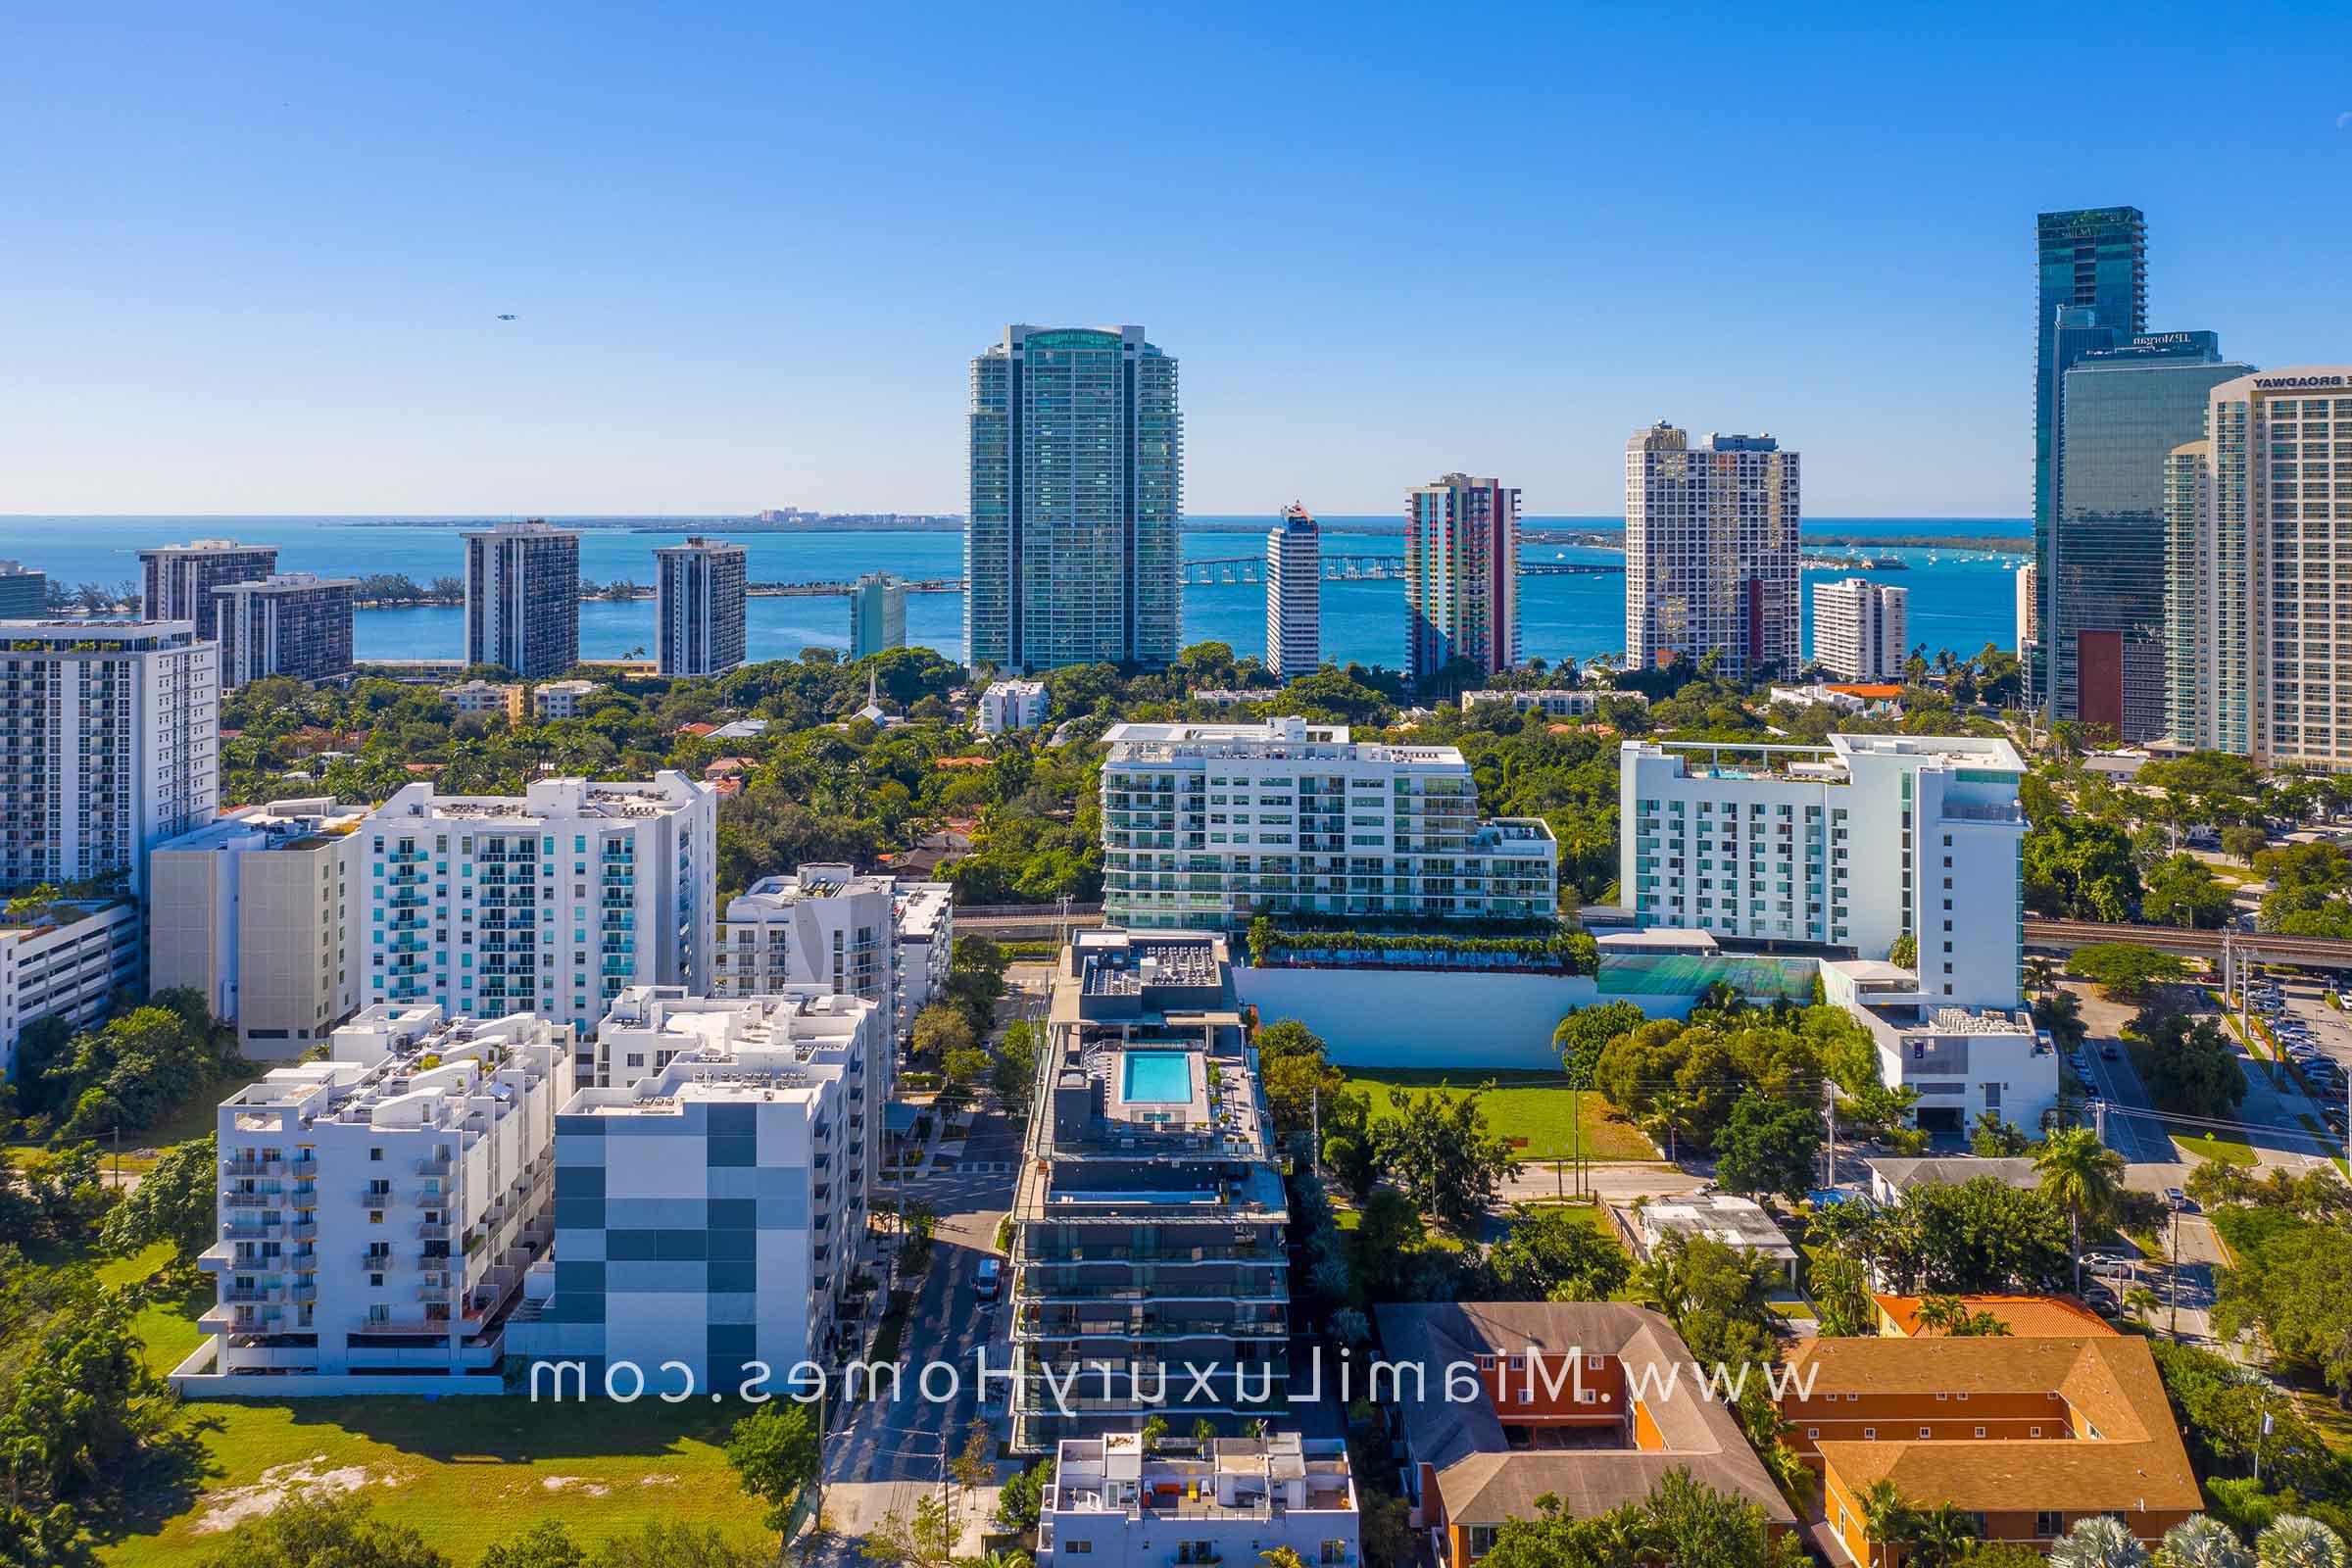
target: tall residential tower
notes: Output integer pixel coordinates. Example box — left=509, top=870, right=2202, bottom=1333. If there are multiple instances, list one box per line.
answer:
left=966, top=324, right=1182, bottom=672
left=2170, top=369, right=2352, bottom=768
left=140, top=539, right=279, bottom=639
left=0, top=621, right=219, bottom=894
left=654, top=536, right=748, bottom=676
left=462, top=521, right=580, bottom=679
left=212, top=573, right=357, bottom=688
left=1625, top=425, right=1799, bottom=681
left=1812, top=578, right=1908, bottom=683
left=1265, top=503, right=1320, bottom=679
left=1404, top=473, right=1518, bottom=686
left=847, top=572, right=906, bottom=661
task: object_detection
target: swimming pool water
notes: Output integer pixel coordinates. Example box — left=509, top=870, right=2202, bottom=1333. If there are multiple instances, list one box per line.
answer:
left=1120, top=1050, right=1194, bottom=1103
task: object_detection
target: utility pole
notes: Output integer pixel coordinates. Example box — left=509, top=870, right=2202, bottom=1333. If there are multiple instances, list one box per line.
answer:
left=1571, top=1087, right=1584, bottom=1201
left=1823, top=1080, right=1838, bottom=1192
left=1309, top=1082, right=1320, bottom=1178
left=2093, top=1097, right=2108, bottom=1148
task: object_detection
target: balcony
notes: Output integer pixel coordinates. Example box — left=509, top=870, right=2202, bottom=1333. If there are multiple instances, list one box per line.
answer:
left=361, top=1192, right=392, bottom=1210
left=223, top=1157, right=282, bottom=1177
left=221, top=1191, right=277, bottom=1209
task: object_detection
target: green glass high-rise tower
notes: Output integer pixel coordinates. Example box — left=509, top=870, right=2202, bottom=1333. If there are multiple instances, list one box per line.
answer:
left=966, top=323, right=1182, bottom=672
left=2033, top=207, right=2146, bottom=712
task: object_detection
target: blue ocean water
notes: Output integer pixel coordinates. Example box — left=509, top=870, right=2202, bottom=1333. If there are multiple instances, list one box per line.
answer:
left=0, top=514, right=2030, bottom=671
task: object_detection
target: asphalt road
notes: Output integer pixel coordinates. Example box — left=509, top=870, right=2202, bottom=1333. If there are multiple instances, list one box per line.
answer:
left=815, top=1122, right=1017, bottom=1565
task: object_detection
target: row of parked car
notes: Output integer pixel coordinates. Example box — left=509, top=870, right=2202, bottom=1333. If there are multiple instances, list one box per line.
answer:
left=2242, top=980, right=2349, bottom=1135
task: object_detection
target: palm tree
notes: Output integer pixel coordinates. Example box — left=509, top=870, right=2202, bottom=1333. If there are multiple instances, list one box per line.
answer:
left=2255, top=1515, right=2349, bottom=1568
left=2026, top=955, right=2059, bottom=996
left=2156, top=1516, right=2252, bottom=1568
left=2125, top=1284, right=2162, bottom=1329
left=2049, top=1515, right=2152, bottom=1568
left=2036, top=1126, right=2126, bottom=1295
left=1909, top=1502, right=1979, bottom=1568
left=1914, top=1294, right=1969, bottom=1336
left=1859, top=1480, right=1915, bottom=1566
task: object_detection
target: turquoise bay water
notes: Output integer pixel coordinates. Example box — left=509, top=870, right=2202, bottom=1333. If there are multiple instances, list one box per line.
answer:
left=0, top=514, right=2030, bottom=670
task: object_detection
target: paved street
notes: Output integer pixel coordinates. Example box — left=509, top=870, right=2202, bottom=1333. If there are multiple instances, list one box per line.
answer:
left=2069, top=985, right=2180, bottom=1165
left=818, top=1113, right=1018, bottom=1565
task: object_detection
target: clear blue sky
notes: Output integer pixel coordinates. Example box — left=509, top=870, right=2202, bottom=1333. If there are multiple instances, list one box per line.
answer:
left=3, top=3, right=2346, bottom=518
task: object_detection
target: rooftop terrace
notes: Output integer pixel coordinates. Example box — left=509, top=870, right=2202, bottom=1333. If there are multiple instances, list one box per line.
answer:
left=1051, top=1433, right=1353, bottom=1521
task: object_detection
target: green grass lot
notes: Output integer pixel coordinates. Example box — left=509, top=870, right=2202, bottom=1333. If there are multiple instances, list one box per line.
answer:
left=1341, top=1068, right=1658, bottom=1161
left=2178, top=1128, right=2259, bottom=1166
left=75, top=1247, right=766, bottom=1566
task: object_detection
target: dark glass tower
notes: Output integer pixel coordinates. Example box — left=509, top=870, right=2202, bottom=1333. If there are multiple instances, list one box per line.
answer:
left=2034, top=207, right=2147, bottom=711
left=2054, top=332, right=2252, bottom=741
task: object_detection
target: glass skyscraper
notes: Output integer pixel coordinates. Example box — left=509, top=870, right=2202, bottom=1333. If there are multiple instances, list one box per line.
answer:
left=966, top=324, right=1182, bottom=672
left=2053, top=331, right=2250, bottom=741
left=2033, top=207, right=2146, bottom=710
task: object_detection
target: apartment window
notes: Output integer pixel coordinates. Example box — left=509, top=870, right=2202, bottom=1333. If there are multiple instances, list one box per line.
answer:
left=370, top=1148, right=383, bottom=1161
left=1805, top=1428, right=1819, bottom=1440
left=1918, top=1427, right=1933, bottom=1440
left=1974, top=1426, right=1987, bottom=1439
left=2035, top=1512, right=2064, bottom=1539
left=1862, top=1428, right=1876, bottom=1440
left=2031, top=1426, right=2043, bottom=1439
left=1465, top=1527, right=1499, bottom=1562
left=1061, top=1544, right=1092, bottom=1556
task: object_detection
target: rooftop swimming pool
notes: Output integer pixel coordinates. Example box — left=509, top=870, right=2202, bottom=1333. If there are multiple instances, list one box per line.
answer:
left=1120, top=1049, right=1194, bottom=1103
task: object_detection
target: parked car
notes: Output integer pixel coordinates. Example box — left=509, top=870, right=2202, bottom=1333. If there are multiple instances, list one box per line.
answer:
left=2165, top=1187, right=2190, bottom=1211
left=2100, top=1045, right=2122, bottom=1061
left=973, top=1256, right=1002, bottom=1301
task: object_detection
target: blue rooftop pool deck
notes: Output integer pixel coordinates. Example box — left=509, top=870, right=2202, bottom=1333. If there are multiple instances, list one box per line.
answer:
left=1120, top=1049, right=1195, bottom=1103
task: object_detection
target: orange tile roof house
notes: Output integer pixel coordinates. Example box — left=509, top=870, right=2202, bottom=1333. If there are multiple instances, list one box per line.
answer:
left=1377, top=1302, right=1795, bottom=1566
left=1780, top=1335, right=2199, bottom=1565
left=1873, top=1294, right=2114, bottom=1339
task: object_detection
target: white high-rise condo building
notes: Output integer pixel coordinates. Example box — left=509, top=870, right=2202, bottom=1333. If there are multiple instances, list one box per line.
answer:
left=1405, top=474, right=1519, bottom=685
left=508, top=985, right=888, bottom=1394
left=967, top=324, right=1182, bottom=672
left=1811, top=578, right=1909, bottom=683
left=463, top=521, right=580, bottom=679
left=212, top=573, right=357, bottom=689
left=1265, top=503, right=1320, bottom=679
left=359, top=773, right=715, bottom=1032
left=978, top=678, right=1049, bottom=735
left=1621, top=734, right=2027, bottom=1008
left=179, top=1004, right=575, bottom=1394
left=1100, top=717, right=1558, bottom=932
left=2014, top=561, right=2038, bottom=655
left=1625, top=424, right=1799, bottom=681
left=847, top=572, right=906, bottom=662
left=140, top=539, right=278, bottom=639
left=2168, top=369, right=2352, bottom=767
left=0, top=621, right=218, bottom=895
left=150, top=799, right=368, bottom=1057
left=655, top=537, right=748, bottom=677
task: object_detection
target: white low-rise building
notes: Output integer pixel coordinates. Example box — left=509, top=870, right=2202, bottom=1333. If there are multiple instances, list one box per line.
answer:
left=1040, top=1433, right=1359, bottom=1568
left=1823, top=959, right=2058, bottom=1138
left=530, top=679, right=604, bottom=721
left=979, top=678, right=1050, bottom=735
left=440, top=679, right=522, bottom=718
left=149, top=798, right=367, bottom=1057
left=1460, top=688, right=1646, bottom=717
left=360, top=773, right=715, bottom=1032
left=1102, top=716, right=1558, bottom=932
left=507, top=985, right=886, bottom=1394
left=1621, top=734, right=2027, bottom=1007
left=0, top=901, right=142, bottom=1079
left=1617, top=1192, right=1798, bottom=1284
left=177, top=1004, right=575, bottom=1394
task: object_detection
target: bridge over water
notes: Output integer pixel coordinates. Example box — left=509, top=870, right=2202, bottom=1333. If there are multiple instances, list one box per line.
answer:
left=1178, top=555, right=1622, bottom=586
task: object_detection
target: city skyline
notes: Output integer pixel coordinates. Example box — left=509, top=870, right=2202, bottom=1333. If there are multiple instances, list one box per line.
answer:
left=4, top=8, right=2348, bottom=517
